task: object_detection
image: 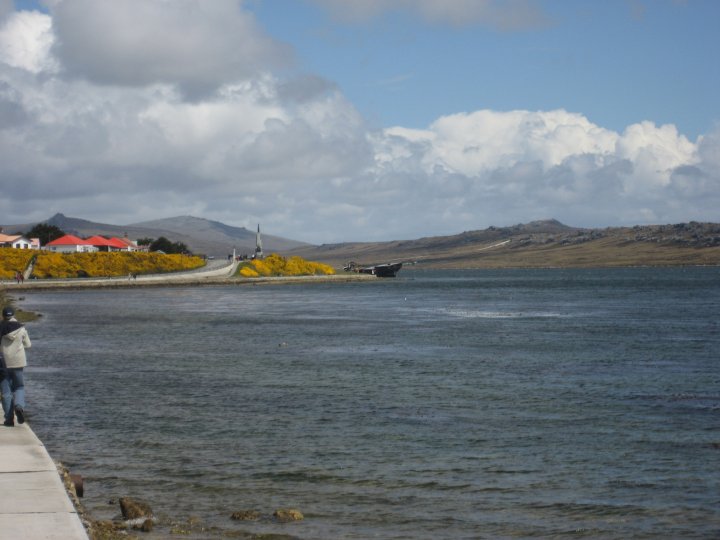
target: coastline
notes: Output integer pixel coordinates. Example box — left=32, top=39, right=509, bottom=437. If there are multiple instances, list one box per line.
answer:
left=0, top=423, right=89, bottom=540
left=1, top=273, right=375, bottom=292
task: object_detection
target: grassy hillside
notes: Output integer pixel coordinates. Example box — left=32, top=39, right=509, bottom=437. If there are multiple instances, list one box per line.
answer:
left=285, top=221, right=720, bottom=269
left=413, top=237, right=720, bottom=269
left=2, top=213, right=308, bottom=256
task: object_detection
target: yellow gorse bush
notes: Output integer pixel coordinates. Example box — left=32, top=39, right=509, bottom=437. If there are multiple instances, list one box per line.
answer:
left=0, top=249, right=36, bottom=279
left=239, top=266, right=260, bottom=278
left=30, top=251, right=205, bottom=278
left=240, top=253, right=335, bottom=278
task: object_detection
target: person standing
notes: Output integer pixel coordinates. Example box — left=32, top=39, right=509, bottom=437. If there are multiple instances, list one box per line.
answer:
left=1, top=306, right=32, bottom=427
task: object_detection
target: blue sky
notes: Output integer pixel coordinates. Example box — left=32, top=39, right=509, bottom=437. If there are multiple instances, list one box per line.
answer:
left=0, top=0, right=718, bottom=243
left=251, top=0, right=719, bottom=139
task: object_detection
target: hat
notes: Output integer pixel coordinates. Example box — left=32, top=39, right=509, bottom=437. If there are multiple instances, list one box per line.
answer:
left=2, top=307, right=14, bottom=318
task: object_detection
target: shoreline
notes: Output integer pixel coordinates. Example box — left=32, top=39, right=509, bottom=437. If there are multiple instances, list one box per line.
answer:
left=4, top=264, right=718, bottom=293
left=1, top=273, right=376, bottom=291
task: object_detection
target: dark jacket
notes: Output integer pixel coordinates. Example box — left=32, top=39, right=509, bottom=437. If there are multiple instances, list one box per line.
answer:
left=0, top=320, right=23, bottom=338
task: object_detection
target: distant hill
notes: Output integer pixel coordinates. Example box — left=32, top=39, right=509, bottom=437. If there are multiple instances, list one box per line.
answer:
left=3, top=215, right=719, bottom=268
left=2, top=213, right=309, bottom=256
left=286, top=220, right=720, bottom=269
left=128, top=215, right=308, bottom=254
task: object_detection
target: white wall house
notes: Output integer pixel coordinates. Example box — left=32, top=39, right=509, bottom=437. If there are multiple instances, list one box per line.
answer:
left=0, top=233, right=40, bottom=249
left=12, top=237, right=40, bottom=249
left=45, top=234, right=99, bottom=253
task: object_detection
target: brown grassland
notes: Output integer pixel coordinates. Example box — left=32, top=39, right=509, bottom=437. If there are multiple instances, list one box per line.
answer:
left=287, top=221, right=720, bottom=270
left=406, top=238, right=720, bottom=269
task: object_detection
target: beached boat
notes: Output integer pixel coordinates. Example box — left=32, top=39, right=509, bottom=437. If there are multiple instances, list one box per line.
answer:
left=344, top=261, right=403, bottom=278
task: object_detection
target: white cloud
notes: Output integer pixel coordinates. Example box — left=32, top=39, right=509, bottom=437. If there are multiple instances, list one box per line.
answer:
left=416, top=109, right=619, bottom=176
left=50, top=0, right=291, bottom=98
left=616, top=121, right=698, bottom=191
left=0, top=10, right=55, bottom=73
left=697, top=126, right=720, bottom=173
left=0, top=0, right=717, bottom=244
left=366, top=111, right=713, bottom=239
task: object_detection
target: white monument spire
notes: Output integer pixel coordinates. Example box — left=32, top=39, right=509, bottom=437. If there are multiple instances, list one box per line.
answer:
left=255, top=224, right=263, bottom=259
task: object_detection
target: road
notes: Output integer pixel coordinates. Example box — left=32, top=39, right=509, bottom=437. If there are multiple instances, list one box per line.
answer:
left=2, top=258, right=239, bottom=289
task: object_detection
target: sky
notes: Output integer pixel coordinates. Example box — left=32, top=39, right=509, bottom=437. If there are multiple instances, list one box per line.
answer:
left=0, top=0, right=718, bottom=244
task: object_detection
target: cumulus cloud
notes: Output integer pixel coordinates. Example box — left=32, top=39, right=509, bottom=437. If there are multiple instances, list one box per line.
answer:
left=0, top=0, right=717, bottom=244
left=0, top=9, right=55, bottom=73
left=309, top=0, right=550, bottom=30
left=50, top=0, right=291, bottom=98
left=370, top=110, right=712, bottom=237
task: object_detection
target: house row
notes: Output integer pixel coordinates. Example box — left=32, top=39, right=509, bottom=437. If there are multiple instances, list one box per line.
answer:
left=45, top=234, right=148, bottom=253
left=0, top=233, right=41, bottom=250
left=0, top=229, right=152, bottom=253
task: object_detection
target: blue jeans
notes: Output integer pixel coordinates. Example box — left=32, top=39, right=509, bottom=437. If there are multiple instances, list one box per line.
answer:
left=1, top=368, right=25, bottom=422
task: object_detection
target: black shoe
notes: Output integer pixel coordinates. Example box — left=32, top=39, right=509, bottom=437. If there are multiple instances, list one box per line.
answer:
left=14, top=407, right=24, bottom=424
left=3, top=418, right=13, bottom=427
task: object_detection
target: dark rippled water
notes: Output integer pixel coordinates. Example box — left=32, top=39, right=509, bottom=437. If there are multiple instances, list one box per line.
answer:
left=18, top=268, right=720, bottom=539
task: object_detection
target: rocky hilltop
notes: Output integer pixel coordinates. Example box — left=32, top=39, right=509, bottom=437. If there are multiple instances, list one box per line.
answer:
left=286, top=220, right=720, bottom=269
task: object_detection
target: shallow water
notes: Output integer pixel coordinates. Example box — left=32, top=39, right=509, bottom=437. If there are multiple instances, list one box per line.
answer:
left=20, top=268, right=720, bottom=538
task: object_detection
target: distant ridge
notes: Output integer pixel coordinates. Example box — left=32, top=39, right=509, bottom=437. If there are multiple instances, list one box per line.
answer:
left=2, top=215, right=718, bottom=268
left=128, top=215, right=308, bottom=253
left=286, top=219, right=720, bottom=269
left=3, top=213, right=308, bottom=256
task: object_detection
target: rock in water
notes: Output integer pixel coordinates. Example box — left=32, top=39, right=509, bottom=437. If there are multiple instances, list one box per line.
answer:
left=230, top=510, right=261, bottom=521
left=273, top=508, right=304, bottom=522
left=119, top=497, right=153, bottom=520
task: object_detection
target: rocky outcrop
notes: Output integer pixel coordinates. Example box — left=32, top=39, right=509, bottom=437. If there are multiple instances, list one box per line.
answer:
left=230, top=510, right=261, bottom=521
left=230, top=507, right=304, bottom=523
left=119, top=497, right=153, bottom=520
left=273, top=508, right=304, bottom=522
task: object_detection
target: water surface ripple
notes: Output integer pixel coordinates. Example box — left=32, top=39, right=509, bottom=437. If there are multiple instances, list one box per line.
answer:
left=21, top=268, right=720, bottom=539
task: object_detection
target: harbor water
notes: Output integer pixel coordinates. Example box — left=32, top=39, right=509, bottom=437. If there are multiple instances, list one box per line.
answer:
left=20, top=267, right=720, bottom=538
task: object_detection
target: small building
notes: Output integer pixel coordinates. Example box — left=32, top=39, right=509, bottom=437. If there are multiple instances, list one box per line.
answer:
left=114, top=236, right=146, bottom=252
left=45, top=234, right=98, bottom=253
left=108, top=237, right=134, bottom=251
left=85, top=235, right=115, bottom=251
left=86, top=235, right=132, bottom=252
left=0, top=233, right=41, bottom=250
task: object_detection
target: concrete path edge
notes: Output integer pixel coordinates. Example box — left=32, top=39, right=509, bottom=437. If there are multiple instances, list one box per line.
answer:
left=0, top=422, right=89, bottom=540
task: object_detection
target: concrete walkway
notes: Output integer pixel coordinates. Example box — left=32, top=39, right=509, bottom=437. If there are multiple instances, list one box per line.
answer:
left=0, top=422, right=88, bottom=540
left=3, top=257, right=240, bottom=288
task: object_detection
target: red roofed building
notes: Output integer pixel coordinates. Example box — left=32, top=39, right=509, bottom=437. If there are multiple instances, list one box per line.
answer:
left=107, top=237, right=133, bottom=250
left=45, top=234, right=98, bottom=253
left=85, top=235, right=114, bottom=250
left=113, top=236, right=146, bottom=252
left=85, top=235, right=131, bottom=252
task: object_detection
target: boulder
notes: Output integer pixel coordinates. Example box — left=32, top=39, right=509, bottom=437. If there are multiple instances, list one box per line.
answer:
left=230, top=510, right=261, bottom=521
left=273, top=508, right=304, bottom=522
left=119, top=497, right=153, bottom=520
